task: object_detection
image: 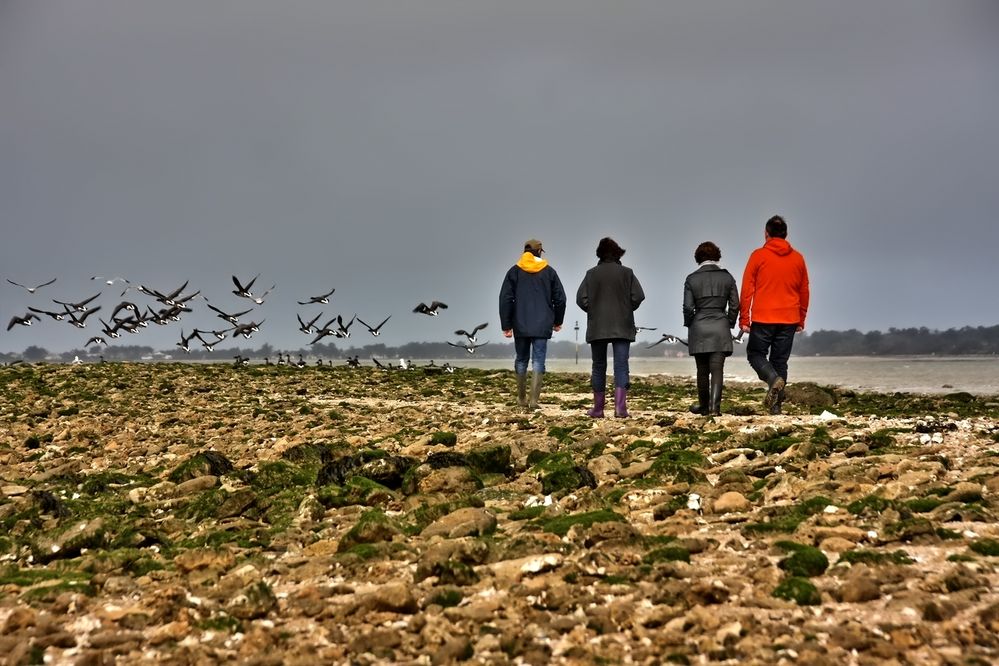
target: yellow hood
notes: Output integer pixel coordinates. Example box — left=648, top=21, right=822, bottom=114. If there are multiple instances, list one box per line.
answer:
left=516, top=252, right=548, bottom=273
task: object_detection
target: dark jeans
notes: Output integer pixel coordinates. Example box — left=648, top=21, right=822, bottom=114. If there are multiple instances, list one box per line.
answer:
left=590, top=339, right=631, bottom=392
left=514, top=337, right=548, bottom=375
left=746, top=323, right=797, bottom=384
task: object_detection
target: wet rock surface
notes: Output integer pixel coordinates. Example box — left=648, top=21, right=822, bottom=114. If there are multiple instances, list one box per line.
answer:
left=1, top=361, right=998, bottom=663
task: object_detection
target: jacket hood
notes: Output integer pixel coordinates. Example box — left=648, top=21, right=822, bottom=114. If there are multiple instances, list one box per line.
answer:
left=764, top=237, right=794, bottom=256
left=517, top=252, right=549, bottom=273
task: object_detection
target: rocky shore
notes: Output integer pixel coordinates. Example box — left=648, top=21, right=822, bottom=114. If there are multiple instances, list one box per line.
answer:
left=1, top=362, right=998, bottom=665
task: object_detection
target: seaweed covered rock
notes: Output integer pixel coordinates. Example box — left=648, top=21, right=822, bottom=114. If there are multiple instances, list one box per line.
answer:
left=168, top=451, right=234, bottom=483
left=32, top=518, right=107, bottom=563
left=783, top=382, right=837, bottom=410
left=338, top=509, right=402, bottom=552
left=465, top=444, right=512, bottom=475
left=532, top=452, right=597, bottom=496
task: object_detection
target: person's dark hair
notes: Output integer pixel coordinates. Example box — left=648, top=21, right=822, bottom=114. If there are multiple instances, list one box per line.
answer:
left=694, top=241, right=721, bottom=264
left=766, top=215, right=788, bottom=239
left=596, top=237, right=625, bottom=262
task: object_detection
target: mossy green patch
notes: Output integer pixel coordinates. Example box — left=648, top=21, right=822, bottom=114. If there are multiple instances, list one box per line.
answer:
left=773, top=576, right=821, bottom=606
left=649, top=449, right=706, bottom=483
left=535, top=509, right=625, bottom=537
left=532, top=451, right=597, bottom=495
left=865, top=429, right=897, bottom=450
left=465, top=444, right=512, bottom=475
left=251, top=460, right=316, bottom=490
left=776, top=541, right=829, bottom=577
left=884, top=517, right=935, bottom=541
left=196, top=612, right=243, bottom=633
left=837, top=549, right=914, bottom=566
left=508, top=505, right=545, bottom=521
left=168, top=451, right=235, bottom=483
left=643, top=546, right=691, bottom=564
left=905, top=497, right=946, bottom=513
left=0, top=564, right=90, bottom=588
left=847, top=495, right=898, bottom=516
left=969, top=538, right=999, bottom=557
left=742, top=496, right=833, bottom=535
left=430, top=431, right=458, bottom=446
left=401, top=495, right=484, bottom=535
left=547, top=425, right=584, bottom=445
left=429, top=588, right=464, bottom=607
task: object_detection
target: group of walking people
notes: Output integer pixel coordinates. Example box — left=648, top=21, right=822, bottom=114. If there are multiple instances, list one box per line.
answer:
left=498, top=215, right=810, bottom=416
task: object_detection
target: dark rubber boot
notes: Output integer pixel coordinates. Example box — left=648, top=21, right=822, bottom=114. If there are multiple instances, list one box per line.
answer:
left=614, top=386, right=629, bottom=418
left=528, top=373, right=543, bottom=410
left=764, top=376, right=785, bottom=414
left=708, top=373, right=723, bottom=416
left=516, top=373, right=528, bottom=408
left=587, top=392, right=605, bottom=418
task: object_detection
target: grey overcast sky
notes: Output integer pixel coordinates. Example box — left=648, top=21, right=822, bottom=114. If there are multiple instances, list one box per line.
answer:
left=2, top=0, right=998, bottom=354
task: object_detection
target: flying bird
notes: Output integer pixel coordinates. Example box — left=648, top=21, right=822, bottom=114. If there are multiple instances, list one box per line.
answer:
left=98, top=318, right=123, bottom=339
left=65, top=306, right=102, bottom=329
left=297, top=311, right=324, bottom=335
left=232, top=320, right=264, bottom=339
left=205, top=300, right=253, bottom=325
left=231, top=273, right=260, bottom=299
left=27, top=306, right=69, bottom=321
left=7, top=313, right=40, bottom=330
left=137, top=280, right=189, bottom=306
left=297, top=288, right=335, bottom=305
left=247, top=284, right=275, bottom=305
left=90, top=275, right=130, bottom=287
left=635, top=326, right=658, bottom=332
left=84, top=336, right=108, bottom=347
left=447, top=340, right=489, bottom=354
left=109, top=301, right=139, bottom=320
left=6, top=278, right=57, bottom=294
left=52, top=293, right=100, bottom=312
left=413, top=301, right=448, bottom=316
left=194, top=327, right=232, bottom=341
left=646, top=334, right=687, bottom=348
left=454, top=322, right=488, bottom=343
left=179, top=329, right=215, bottom=352
left=357, top=315, right=391, bottom=336
left=334, top=314, right=355, bottom=338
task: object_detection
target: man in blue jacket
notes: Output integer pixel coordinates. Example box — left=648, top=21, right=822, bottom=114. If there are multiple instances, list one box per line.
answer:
left=499, top=239, right=567, bottom=410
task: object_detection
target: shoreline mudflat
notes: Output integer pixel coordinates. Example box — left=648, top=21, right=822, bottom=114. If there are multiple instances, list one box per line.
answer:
left=1, top=363, right=998, bottom=664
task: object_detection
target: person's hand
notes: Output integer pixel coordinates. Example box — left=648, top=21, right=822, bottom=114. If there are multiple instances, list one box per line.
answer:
left=796, top=325, right=804, bottom=333
left=503, top=329, right=513, bottom=338
left=740, top=325, right=751, bottom=334
left=553, top=325, right=562, bottom=332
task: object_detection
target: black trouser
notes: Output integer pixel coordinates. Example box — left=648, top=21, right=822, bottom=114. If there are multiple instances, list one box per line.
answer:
left=746, top=323, right=797, bottom=385
left=694, top=351, right=726, bottom=413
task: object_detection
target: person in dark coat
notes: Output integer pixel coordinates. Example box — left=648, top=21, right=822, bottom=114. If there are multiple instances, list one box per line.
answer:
left=499, top=238, right=567, bottom=409
left=576, top=237, right=645, bottom=418
left=683, top=241, right=740, bottom=415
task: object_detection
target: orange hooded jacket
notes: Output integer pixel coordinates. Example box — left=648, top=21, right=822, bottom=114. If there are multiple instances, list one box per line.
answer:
left=739, top=237, right=809, bottom=329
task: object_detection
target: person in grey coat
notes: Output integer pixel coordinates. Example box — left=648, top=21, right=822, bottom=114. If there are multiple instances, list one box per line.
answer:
left=576, top=237, right=645, bottom=418
left=683, top=241, right=740, bottom=415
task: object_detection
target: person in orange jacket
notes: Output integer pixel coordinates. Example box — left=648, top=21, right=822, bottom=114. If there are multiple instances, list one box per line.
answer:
left=739, top=215, right=810, bottom=414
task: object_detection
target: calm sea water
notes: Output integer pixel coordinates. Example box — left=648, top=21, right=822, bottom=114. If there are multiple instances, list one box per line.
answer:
left=441, top=356, right=999, bottom=396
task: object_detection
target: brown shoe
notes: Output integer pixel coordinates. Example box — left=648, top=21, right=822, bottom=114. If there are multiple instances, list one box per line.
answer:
left=764, top=377, right=785, bottom=413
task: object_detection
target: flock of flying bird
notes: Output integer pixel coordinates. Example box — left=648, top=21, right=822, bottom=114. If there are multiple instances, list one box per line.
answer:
left=3, top=276, right=496, bottom=361
left=5, top=276, right=736, bottom=360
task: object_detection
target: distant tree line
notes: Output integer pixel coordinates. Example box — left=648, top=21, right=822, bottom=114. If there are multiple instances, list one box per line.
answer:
left=3, top=325, right=999, bottom=364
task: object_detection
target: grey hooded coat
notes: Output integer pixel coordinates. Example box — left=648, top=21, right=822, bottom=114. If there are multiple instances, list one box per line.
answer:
left=683, top=264, right=739, bottom=355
